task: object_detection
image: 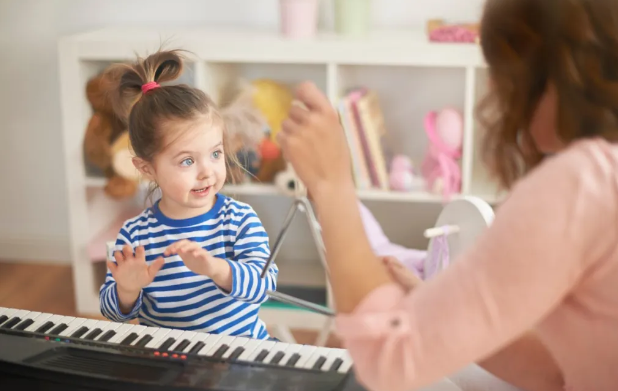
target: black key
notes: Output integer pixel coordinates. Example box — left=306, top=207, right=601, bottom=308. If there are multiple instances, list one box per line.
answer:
left=330, top=358, right=344, bottom=371
left=270, top=351, right=285, bottom=364
left=174, top=339, right=191, bottom=352
left=135, top=334, right=153, bottom=347
left=229, top=347, right=244, bottom=360
left=212, top=345, right=229, bottom=359
left=14, top=319, right=34, bottom=331
left=158, top=337, right=176, bottom=351
left=255, top=349, right=269, bottom=362
left=99, top=330, right=116, bottom=342
left=71, top=326, right=89, bottom=338
left=2, top=317, right=21, bottom=329
left=120, top=332, right=139, bottom=345
left=84, top=328, right=102, bottom=340
left=312, top=356, right=327, bottom=370
left=35, top=321, right=54, bottom=333
left=0, top=315, right=8, bottom=326
left=188, top=341, right=206, bottom=354
left=286, top=353, right=301, bottom=366
left=49, top=324, right=68, bottom=335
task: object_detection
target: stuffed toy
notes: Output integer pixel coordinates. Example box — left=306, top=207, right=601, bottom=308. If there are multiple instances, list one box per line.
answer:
left=389, top=154, right=426, bottom=192
left=83, top=68, right=138, bottom=199
left=420, top=108, right=463, bottom=201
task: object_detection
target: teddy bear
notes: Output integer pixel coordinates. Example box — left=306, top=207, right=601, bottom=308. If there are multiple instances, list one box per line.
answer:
left=83, top=67, right=139, bottom=199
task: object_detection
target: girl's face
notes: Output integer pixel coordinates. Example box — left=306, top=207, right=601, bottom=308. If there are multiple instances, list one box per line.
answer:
left=135, top=116, right=227, bottom=220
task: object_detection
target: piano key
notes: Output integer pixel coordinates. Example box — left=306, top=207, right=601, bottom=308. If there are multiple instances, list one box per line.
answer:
left=169, top=331, right=197, bottom=351
left=120, top=332, right=139, bottom=345
left=144, top=327, right=173, bottom=349
left=92, top=321, right=121, bottom=341
left=337, top=351, right=353, bottom=373
left=174, top=339, right=191, bottom=352
left=35, top=321, right=55, bottom=333
left=228, top=346, right=245, bottom=360
left=158, top=337, right=176, bottom=351
left=0, top=315, right=8, bottom=326
left=254, top=349, right=269, bottom=362
left=286, top=353, right=301, bottom=366
left=270, top=351, right=285, bottom=364
left=84, top=328, right=103, bottom=340
left=71, top=326, right=89, bottom=338
left=263, top=342, right=291, bottom=364
left=293, top=345, right=318, bottom=368
left=221, top=336, right=251, bottom=359
left=0, top=308, right=18, bottom=321
left=244, top=341, right=276, bottom=362
left=212, top=344, right=229, bottom=358
left=24, top=313, right=54, bottom=332
left=302, top=349, right=325, bottom=370
left=330, top=358, right=343, bottom=371
left=99, top=330, right=116, bottom=342
left=135, top=334, right=153, bottom=347
left=312, top=356, right=327, bottom=370
left=203, top=335, right=236, bottom=356
left=235, top=339, right=267, bottom=361
left=124, top=325, right=148, bottom=345
left=107, top=324, right=137, bottom=344
left=318, top=348, right=346, bottom=372
left=276, top=344, right=303, bottom=366
left=2, top=317, right=22, bottom=329
left=48, top=323, right=68, bottom=335
left=195, top=334, right=224, bottom=356
left=58, top=317, right=87, bottom=337
left=188, top=341, right=206, bottom=354
left=14, top=318, right=34, bottom=331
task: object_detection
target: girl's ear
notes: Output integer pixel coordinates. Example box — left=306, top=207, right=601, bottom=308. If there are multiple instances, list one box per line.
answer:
left=132, top=157, right=155, bottom=181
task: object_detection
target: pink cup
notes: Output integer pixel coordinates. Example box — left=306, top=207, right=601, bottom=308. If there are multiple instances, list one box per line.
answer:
left=280, top=0, right=319, bottom=39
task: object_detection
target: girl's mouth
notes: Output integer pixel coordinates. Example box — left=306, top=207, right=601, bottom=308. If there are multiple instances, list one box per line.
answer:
left=191, top=186, right=211, bottom=197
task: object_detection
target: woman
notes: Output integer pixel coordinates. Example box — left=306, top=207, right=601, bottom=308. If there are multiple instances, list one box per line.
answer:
left=277, top=0, right=618, bottom=390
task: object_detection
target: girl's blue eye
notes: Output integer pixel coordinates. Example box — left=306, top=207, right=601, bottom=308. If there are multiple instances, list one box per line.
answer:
left=181, top=158, right=194, bottom=166
left=212, top=150, right=222, bottom=159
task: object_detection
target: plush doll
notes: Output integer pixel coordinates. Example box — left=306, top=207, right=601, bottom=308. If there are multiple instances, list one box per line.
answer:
left=389, top=154, right=426, bottom=192
left=420, top=108, right=463, bottom=201
left=83, top=68, right=138, bottom=199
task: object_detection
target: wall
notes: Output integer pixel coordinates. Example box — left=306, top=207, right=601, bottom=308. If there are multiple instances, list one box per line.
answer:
left=0, top=0, right=485, bottom=263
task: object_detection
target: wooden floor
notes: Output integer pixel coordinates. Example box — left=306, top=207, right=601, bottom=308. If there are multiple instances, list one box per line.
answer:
left=0, top=261, right=341, bottom=347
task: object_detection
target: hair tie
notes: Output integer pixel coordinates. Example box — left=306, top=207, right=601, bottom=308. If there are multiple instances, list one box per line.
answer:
left=141, top=81, right=160, bottom=94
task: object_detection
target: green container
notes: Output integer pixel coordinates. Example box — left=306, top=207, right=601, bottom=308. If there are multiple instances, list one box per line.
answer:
left=334, top=0, right=371, bottom=37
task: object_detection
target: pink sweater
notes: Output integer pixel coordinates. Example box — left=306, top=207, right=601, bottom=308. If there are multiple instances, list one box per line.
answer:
left=335, top=138, right=618, bottom=391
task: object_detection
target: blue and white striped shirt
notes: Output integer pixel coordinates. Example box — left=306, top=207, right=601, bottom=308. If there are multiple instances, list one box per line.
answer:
left=99, top=194, right=278, bottom=340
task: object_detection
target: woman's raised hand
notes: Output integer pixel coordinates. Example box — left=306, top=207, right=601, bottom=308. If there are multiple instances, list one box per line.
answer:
left=278, top=81, right=355, bottom=200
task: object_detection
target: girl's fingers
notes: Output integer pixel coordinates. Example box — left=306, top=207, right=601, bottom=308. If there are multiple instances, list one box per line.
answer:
left=114, top=250, right=125, bottom=265
left=107, top=261, right=118, bottom=275
left=134, top=245, right=145, bottom=262
left=122, top=244, right=134, bottom=261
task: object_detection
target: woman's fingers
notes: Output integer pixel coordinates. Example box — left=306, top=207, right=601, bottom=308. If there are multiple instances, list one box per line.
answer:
left=295, top=81, right=331, bottom=113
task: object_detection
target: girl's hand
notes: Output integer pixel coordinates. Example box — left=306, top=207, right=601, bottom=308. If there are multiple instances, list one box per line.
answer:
left=278, top=81, right=355, bottom=200
left=165, top=240, right=233, bottom=291
left=380, top=256, right=423, bottom=292
left=108, top=244, right=164, bottom=294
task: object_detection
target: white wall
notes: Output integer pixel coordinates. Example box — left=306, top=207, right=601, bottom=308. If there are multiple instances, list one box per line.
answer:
left=0, top=0, right=485, bottom=263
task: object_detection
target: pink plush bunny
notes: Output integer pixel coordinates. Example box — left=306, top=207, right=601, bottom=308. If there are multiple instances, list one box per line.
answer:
left=389, top=155, right=425, bottom=191
left=420, top=108, right=463, bottom=201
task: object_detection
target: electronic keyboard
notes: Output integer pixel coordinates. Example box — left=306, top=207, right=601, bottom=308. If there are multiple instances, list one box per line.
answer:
left=0, top=307, right=365, bottom=391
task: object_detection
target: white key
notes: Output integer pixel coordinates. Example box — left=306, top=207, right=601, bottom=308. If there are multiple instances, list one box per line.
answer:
left=277, top=344, right=303, bottom=366
left=196, top=334, right=223, bottom=356
left=302, top=349, right=326, bottom=370
left=42, top=314, right=70, bottom=333
left=14, top=311, right=40, bottom=327
left=181, top=332, right=211, bottom=354
left=221, top=336, right=251, bottom=359
left=321, top=349, right=346, bottom=372
left=263, top=342, right=290, bottom=364
left=156, top=329, right=184, bottom=350
left=205, top=335, right=236, bottom=356
left=235, top=339, right=266, bottom=361
left=0, top=308, right=17, bottom=319
left=24, top=312, right=53, bottom=332
left=294, top=345, right=318, bottom=368
left=107, top=323, right=137, bottom=344
left=124, top=325, right=149, bottom=345
left=144, top=327, right=172, bottom=348
left=93, top=321, right=121, bottom=341
left=4, top=309, right=32, bottom=326
left=246, top=340, right=276, bottom=362
left=72, top=319, right=100, bottom=337
left=58, top=318, right=87, bottom=337
left=169, top=331, right=197, bottom=351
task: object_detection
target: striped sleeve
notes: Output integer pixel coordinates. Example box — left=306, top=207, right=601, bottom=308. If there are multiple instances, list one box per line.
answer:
left=99, top=222, right=144, bottom=322
left=224, top=207, right=278, bottom=304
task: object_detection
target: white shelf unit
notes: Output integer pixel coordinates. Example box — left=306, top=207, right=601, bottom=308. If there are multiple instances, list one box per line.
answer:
left=58, top=27, right=500, bottom=330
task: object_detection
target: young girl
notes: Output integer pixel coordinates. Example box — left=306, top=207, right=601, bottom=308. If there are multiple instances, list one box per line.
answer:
left=277, top=0, right=618, bottom=390
left=98, top=50, right=278, bottom=340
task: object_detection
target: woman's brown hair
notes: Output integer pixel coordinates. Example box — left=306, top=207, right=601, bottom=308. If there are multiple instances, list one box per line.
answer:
left=477, top=0, right=618, bottom=190
left=106, top=49, right=242, bottom=200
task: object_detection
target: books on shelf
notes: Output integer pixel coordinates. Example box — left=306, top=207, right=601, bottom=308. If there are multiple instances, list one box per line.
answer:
left=338, top=87, right=393, bottom=191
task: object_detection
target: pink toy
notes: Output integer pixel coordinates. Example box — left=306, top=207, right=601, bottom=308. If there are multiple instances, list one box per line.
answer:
left=389, top=155, right=425, bottom=191
left=420, top=108, right=463, bottom=201
left=429, top=25, right=478, bottom=43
